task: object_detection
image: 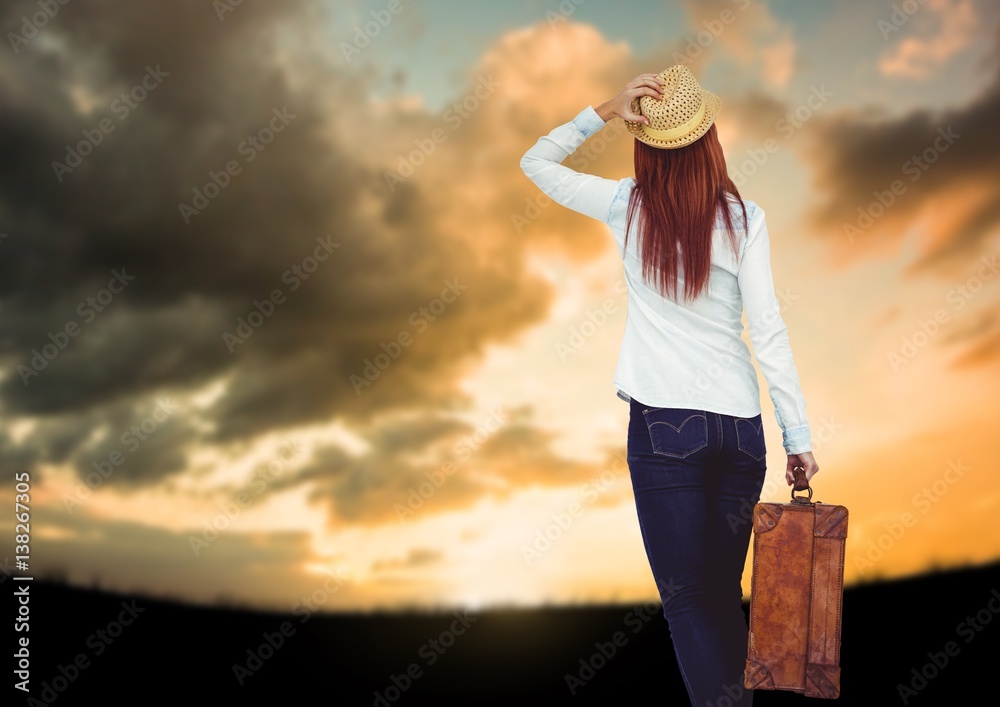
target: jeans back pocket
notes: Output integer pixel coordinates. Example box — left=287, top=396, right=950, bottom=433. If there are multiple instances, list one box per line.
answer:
left=642, top=407, right=709, bottom=458
left=734, top=415, right=766, bottom=461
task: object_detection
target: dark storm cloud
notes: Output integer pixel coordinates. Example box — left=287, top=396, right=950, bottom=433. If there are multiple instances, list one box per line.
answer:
left=2, top=505, right=358, bottom=610
left=803, top=44, right=1000, bottom=268
left=67, top=395, right=193, bottom=489
left=277, top=406, right=628, bottom=527
left=0, top=428, right=36, bottom=477
left=0, top=0, right=553, bottom=487
left=798, top=37, right=1000, bottom=370
left=1, top=393, right=197, bottom=487
left=279, top=411, right=501, bottom=527
left=724, top=90, right=799, bottom=140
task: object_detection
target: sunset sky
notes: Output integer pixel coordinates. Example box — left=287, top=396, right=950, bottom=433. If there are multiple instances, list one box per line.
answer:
left=2, top=0, right=999, bottom=612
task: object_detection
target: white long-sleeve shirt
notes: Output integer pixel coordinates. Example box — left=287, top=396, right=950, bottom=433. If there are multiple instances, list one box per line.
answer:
left=520, top=105, right=812, bottom=455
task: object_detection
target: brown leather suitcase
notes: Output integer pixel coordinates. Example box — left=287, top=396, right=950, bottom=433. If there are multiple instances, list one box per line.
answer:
left=744, top=467, right=848, bottom=699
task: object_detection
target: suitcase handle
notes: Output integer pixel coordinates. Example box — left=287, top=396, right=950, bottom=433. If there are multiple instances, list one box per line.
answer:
left=791, top=465, right=813, bottom=503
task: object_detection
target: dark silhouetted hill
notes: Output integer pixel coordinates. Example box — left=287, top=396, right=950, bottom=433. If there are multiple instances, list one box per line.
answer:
left=11, top=560, right=999, bottom=705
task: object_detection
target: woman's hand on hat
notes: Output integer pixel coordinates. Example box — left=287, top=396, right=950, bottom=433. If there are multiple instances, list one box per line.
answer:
left=595, top=73, right=665, bottom=124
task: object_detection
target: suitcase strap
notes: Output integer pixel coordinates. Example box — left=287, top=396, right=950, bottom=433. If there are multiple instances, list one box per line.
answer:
left=805, top=503, right=848, bottom=699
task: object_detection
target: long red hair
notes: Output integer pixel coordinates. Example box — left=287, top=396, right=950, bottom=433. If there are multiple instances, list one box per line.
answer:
left=624, top=123, right=748, bottom=303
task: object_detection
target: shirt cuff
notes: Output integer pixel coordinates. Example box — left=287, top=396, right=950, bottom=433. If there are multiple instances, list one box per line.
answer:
left=573, top=105, right=607, bottom=139
left=782, top=425, right=812, bottom=455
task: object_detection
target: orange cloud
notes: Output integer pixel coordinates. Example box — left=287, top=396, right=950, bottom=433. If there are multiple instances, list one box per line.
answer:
left=879, top=0, right=978, bottom=78
left=681, top=0, right=797, bottom=88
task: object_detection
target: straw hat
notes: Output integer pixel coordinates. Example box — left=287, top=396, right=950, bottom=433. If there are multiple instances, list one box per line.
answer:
left=625, top=65, right=721, bottom=149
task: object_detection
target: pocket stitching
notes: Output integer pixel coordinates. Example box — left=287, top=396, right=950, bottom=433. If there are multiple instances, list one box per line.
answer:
left=735, top=417, right=766, bottom=461
left=645, top=412, right=708, bottom=458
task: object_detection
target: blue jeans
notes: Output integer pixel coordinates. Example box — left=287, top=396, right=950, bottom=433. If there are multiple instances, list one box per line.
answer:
left=626, top=398, right=767, bottom=707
